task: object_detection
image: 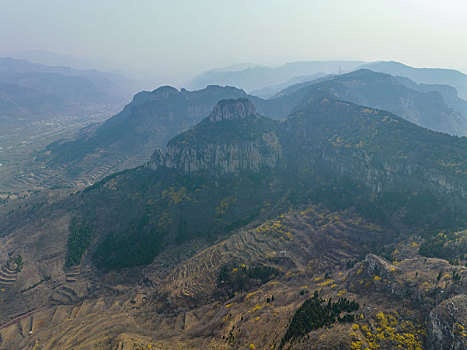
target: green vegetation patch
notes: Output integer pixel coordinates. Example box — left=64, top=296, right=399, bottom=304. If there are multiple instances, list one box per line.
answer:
left=86, top=168, right=278, bottom=271
left=66, top=217, right=93, bottom=267
left=218, top=263, right=280, bottom=298
left=281, top=291, right=359, bottom=348
left=419, top=230, right=467, bottom=264
left=7, top=254, right=23, bottom=272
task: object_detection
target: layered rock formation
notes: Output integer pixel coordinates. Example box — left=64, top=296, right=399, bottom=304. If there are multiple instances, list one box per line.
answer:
left=148, top=98, right=283, bottom=175
left=427, top=294, right=467, bottom=350
left=208, top=98, right=256, bottom=122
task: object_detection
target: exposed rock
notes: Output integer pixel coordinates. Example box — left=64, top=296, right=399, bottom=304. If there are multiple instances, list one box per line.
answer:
left=347, top=254, right=401, bottom=297
left=148, top=149, right=164, bottom=169
left=208, top=98, right=256, bottom=122
left=147, top=98, right=283, bottom=175
left=427, top=294, right=467, bottom=350
left=361, top=254, right=396, bottom=280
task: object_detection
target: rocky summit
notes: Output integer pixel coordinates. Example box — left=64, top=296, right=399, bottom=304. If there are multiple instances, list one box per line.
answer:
left=208, top=98, right=257, bottom=122
left=148, top=98, right=283, bottom=174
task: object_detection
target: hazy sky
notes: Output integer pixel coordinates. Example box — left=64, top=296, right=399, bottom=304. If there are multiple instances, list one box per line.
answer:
left=1, top=0, right=467, bottom=86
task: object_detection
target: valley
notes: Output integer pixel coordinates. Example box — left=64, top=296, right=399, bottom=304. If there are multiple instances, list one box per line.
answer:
left=0, top=105, right=120, bottom=195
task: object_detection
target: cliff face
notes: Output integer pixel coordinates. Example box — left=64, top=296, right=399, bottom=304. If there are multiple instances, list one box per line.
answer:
left=311, top=146, right=465, bottom=196
left=43, top=85, right=259, bottom=185
left=427, top=294, right=467, bottom=350
left=148, top=99, right=283, bottom=175
left=208, top=98, right=256, bottom=122
left=150, top=135, right=282, bottom=174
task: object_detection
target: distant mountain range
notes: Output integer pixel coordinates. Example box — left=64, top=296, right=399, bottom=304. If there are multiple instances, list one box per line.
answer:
left=190, top=60, right=467, bottom=102
left=250, top=73, right=327, bottom=98
left=188, top=61, right=364, bottom=92
left=361, top=61, right=467, bottom=100
left=0, top=57, right=135, bottom=118
left=1, top=50, right=111, bottom=72
left=276, top=69, right=467, bottom=136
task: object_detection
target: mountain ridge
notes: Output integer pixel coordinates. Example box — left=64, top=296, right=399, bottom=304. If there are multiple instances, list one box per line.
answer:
left=361, top=61, right=467, bottom=99
left=148, top=98, right=283, bottom=175
left=40, top=68, right=467, bottom=191
left=0, top=56, right=135, bottom=118
left=189, top=60, right=365, bottom=92
left=275, top=69, right=467, bottom=136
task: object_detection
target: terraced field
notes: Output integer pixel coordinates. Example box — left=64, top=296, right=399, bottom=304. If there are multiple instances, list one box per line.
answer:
left=160, top=207, right=383, bottom=304
left=0, top=108, right=119, bottom=195
left=0, top=206, right=465, bottom=349
left=0, top=265, right=18, bottom=289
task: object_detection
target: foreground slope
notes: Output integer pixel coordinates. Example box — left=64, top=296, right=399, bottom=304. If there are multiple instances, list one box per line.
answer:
left=0, top=205, right=465, bottom=349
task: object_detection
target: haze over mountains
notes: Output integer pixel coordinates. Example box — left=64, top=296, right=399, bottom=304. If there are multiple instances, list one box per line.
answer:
left=0, top=56, right=135, bottom=119
left=280, top=69, right=467, bottom=136
left=188, top=61, right=365, bottom=93
left=0, top=56, right=466, bottom=349
left=2, top=57, right=467, bottom=192
left=1, top=50, right=117, bottom=73
left=2, top=0, right=467, bottom=347
left=189, top=60, right=467, bottom=98
left=361, top=61, right=467, bottom=100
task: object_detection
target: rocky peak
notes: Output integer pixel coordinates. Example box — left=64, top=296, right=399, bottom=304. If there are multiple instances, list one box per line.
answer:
left=130, top=86, right=179, bottom=105
left=151, top=86, right=179, bottom=98
left=147, top=98, right=282, bottom=175
left=208, top=98, right=257, bottom=122
left=361, top=254, right=396, bottom=278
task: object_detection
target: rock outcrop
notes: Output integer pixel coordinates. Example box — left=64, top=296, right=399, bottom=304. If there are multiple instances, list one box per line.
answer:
left=208, top=98, right=256, bottom=122
left=360, top=254, right=396, bottom=280
left=427, top=294, right=467, bottom=350
left=148, top=99, right=283, bottom=175
left=347, top=254, right=399, bottom=295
